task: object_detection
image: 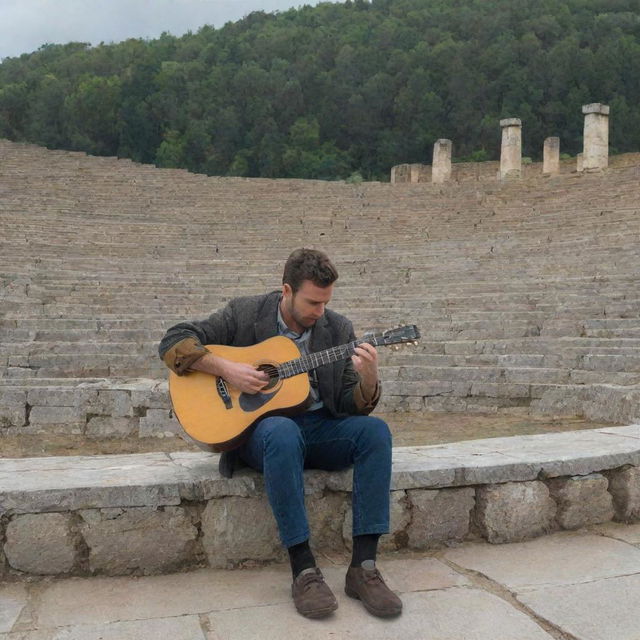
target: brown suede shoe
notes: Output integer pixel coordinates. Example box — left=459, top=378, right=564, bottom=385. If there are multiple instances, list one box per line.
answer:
left=345, top=561, right=403, bottom=617
left=292, top=567, right=338, bottom=619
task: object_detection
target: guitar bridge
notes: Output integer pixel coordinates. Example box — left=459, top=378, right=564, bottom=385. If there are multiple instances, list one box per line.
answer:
left=216, top=377, right=233, bottom=410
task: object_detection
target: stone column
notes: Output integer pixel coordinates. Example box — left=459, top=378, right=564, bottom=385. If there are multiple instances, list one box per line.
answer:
left=500, top=118, right=522, bottom=179
left=582, top=103, right=610, bottom=171
left=432, top=139, right=452, bottom=184
left=576, top=153, right=583, bottom=173
left=543, top=137, right=560, bottom=176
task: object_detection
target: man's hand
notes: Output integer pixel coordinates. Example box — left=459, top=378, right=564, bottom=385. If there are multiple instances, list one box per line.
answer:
left=352, top=342, right=379, bottom=396
left=190, top=353, right=269, bottom=394
left=219, top=360, right=270, bottom=394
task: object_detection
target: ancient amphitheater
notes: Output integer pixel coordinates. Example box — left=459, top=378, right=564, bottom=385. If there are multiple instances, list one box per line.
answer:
left=1, top=137, right=639, bottom=578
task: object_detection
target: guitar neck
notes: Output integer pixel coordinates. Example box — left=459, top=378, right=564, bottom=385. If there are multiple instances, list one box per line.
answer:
left=277, top=336, right=382, bottom=379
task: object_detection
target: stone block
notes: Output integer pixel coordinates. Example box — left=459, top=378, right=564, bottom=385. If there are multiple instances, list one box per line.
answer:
left=306, top=491, right=348, bottom=552
left=79, top=506, right=198, bottom=575
left=201, top=496, right=284, bottom=567
left=547, top=473, right=614, bottom=529
left=139, top=408, right=181, bottom=438
left=608, top=466, right=640, bottom=522
left=131, top=388, right=172, bottom=410
left=0, top=389, right=26, bottom=428
left=27, top=387, right=97, bottom=407
left=26, top=405, right=85, bottom=434
left=475, top=481, right=556, bottom=544
left=406, top=487, right=475, bottom=549
left=86, top=416, right=138, bottom=438
left=342, top=490, right=411, bottom=552
left=92, top=389, right=133, bottom=417
left=4, top=513, right=77, bottom=574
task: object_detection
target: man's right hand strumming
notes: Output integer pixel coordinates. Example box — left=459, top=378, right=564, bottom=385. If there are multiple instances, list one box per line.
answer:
left=190, top=353, right=269, bottom=394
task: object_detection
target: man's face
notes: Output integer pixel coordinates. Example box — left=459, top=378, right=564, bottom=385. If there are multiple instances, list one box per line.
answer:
left=282, top=279, right=333, bottom=332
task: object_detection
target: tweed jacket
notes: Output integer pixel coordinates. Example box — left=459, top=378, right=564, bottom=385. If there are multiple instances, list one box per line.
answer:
left=158, top=290, right=379, bottom=417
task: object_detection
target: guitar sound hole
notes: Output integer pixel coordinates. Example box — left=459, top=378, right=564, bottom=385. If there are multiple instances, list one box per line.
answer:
left=257, top=364, right=280, bottom=391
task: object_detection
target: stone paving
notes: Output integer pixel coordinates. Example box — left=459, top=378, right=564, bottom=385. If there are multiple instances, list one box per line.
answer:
left=2, top=524, right=640, bottom=639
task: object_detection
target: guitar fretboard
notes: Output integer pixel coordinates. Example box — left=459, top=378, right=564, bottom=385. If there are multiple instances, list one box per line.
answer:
left=277, top=336, right=382, bottom=379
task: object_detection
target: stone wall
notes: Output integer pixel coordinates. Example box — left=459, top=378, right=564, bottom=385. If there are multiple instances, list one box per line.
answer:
left=2, top=425, right=639, bottom=578
left=391, top=152, right=640, bottom=183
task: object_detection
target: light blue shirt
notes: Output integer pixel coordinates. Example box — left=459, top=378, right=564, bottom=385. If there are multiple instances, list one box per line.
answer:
left=277, top=302, right=323, bottom=411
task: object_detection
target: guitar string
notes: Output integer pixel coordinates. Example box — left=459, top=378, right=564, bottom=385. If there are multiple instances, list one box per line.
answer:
left=275, top=336, right=382, bottom=380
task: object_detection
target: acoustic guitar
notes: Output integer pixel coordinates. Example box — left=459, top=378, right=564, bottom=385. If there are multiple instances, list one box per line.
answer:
left=168, top=325, right=420, bottom=451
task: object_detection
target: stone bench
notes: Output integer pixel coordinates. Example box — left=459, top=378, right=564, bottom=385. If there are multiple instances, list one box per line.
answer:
left=2, top=425, right=639, bottom=578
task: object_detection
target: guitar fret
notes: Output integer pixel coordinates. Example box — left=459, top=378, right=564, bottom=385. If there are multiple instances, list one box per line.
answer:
left=275, top=326, right=418, bottom=380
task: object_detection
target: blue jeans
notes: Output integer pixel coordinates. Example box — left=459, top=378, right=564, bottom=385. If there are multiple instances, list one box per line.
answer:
left=238, top=409, right=392, bottom=547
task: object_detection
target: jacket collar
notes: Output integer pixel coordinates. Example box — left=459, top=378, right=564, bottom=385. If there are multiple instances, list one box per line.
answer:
left=254, top=291, right=281, bottom=342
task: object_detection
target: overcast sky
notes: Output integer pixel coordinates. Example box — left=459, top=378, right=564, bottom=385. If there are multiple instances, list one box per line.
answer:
left=0, top=0, right=333, bottom=60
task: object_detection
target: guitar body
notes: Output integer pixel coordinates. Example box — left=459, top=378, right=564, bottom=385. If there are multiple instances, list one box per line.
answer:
left=169, top=336, right=311, bottom=451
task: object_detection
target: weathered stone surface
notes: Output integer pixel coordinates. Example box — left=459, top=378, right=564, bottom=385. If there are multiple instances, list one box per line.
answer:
left=20, top=616, right=208, bottom=640
left=0, top=454, right=188, bottom=515
left=500, top=117, right=522, bottom=179
left=519, top=574, right=640, bottom=640
left=607, top=465, right=640, bottom=522
left=0, top=389, right=26, bottom=428
left=4, top=513, right=77, bottom=574
left=379, top=556, right=471, bottom=592
left=33, top=566, right=291, bottom=629
left=475, top=481, right=556, bottom=543
left=543, top=136, right=560, bottom=176
left=432, top=139, right=452, bottom=184
left=582, top=102, right=609, bottom=171
left=590, top=521, right=640, bottom=545
left=139, top=408, right=181, bottom=438
left=79, top=506, right=198, bottom=575
left=306, top=491, right=348, bottom=552
left=27, top=405, right=85, bottom=433
left=445, top=532, right=640, bottom=590
left=201, top=496, right=284, bottom=567
left=547, top=473, right=614, bottom=529
left=342, top=490, right=411, bottom=552
left=407, top=487, right=475, bottom=548
left=0, top=583, right=29, bottom=633
left=86, top=416, right=138, bottom=438
left=207, top=589, right=554, bottom=640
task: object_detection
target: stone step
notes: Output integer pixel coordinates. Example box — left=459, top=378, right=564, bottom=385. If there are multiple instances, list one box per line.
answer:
left=1, top=425, right=639, bottom=577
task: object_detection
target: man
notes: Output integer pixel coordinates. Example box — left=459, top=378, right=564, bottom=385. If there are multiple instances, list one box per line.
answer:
left=159, top=248, right=402, bottom=619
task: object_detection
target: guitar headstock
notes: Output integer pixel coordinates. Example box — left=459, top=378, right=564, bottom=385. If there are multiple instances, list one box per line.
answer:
left=375, top=325, right=420, bottom=348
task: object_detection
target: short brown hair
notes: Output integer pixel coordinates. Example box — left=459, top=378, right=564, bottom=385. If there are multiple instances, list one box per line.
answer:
left=282, top=248, right=338, bottom=293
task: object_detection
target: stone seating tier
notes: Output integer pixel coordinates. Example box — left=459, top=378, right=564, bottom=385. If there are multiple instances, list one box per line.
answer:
left=1, top=139, right=639, bottom=432
left=2, top=425, right=640, bottom=578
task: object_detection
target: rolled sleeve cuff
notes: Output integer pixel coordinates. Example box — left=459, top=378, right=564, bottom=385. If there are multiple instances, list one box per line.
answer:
left=353, top=380, right=381, bottom=414
left=162, top=337, right=208, bottom=376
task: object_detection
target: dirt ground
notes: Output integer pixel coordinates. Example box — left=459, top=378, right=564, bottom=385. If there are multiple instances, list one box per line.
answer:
left=0, top=411, right=618, bottom=458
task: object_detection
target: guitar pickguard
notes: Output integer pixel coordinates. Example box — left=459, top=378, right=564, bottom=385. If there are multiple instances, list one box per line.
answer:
left=238, top=389, right=279, bottom=412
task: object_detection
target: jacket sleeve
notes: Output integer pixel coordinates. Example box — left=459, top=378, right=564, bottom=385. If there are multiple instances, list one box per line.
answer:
left=158, top=302, right=237, bottom=376
left=336, top=322, right=381, bottom=416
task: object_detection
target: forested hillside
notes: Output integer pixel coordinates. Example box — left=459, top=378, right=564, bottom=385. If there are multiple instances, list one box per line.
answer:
left=1, top=0, right=639, bottom=180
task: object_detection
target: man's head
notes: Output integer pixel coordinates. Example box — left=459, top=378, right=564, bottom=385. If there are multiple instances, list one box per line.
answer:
left=280, top=248, right=338, bottom=332
left=282, top=248, right=338, bottom=293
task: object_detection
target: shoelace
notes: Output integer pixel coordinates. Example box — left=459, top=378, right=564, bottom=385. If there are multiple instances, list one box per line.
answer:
left=300, top=571, right=324, bottom=592
left=362, top=568, right=385, bottom=585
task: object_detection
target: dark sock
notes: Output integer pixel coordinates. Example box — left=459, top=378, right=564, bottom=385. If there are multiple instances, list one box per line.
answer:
left=288, top=540, right=316, bottom=579
left=351, top=534, right=380, bottom=567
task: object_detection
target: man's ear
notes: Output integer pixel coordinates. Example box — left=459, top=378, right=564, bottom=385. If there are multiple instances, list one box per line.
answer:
left=282, top=283, right=293, bottom=298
